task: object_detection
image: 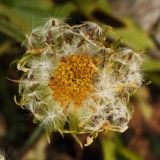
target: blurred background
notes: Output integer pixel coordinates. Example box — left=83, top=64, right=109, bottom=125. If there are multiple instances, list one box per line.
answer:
left=0, top=0, right=160, bottom=159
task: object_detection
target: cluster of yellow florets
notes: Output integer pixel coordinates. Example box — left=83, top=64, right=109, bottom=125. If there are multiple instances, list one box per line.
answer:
left=48, top=54, right=101, bottom=109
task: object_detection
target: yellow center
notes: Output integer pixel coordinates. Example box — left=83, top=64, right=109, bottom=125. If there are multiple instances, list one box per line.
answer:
left=48, top=54, right=100, bottom=109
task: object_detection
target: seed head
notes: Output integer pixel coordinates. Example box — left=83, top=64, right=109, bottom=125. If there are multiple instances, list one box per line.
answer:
left=14, top=17, right=145, bottom=147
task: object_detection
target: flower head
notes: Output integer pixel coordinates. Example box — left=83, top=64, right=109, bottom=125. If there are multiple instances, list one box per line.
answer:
left=15, top=17, right=145, bottom=147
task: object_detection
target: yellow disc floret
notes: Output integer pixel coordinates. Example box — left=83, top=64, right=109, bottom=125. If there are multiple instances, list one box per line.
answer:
left=48, top=54, right=100, bottom=109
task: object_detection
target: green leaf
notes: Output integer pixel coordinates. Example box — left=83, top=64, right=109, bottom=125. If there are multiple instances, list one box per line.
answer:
left=0, top=3, right=30, bottom=32
left=48, top=2, right=76, bottom=18
left=23, top=126, right=43, bottom=149
left=0, top=40, right=15, bottom=56
left=134, top=89, right=153, bottom=121
left=142, top=60, right=160, bottom=71
left=71, top=0, right=122, bottom=27
left=96, top=0, right=113, bottom=14
left=8, top=0, right=52, bottom=10
left=71, top=0, right=96, bottom=15
left=101, top=138, right=116, bottom=160
left=117, top=147, right=144, bottom=160
left=108, top=18, right=155, bottom=49
left=11, top=2, right=75, bottom=33
left=101, top=133, right=144, bottom=160
left=0, top=18, right=25, bottom=42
